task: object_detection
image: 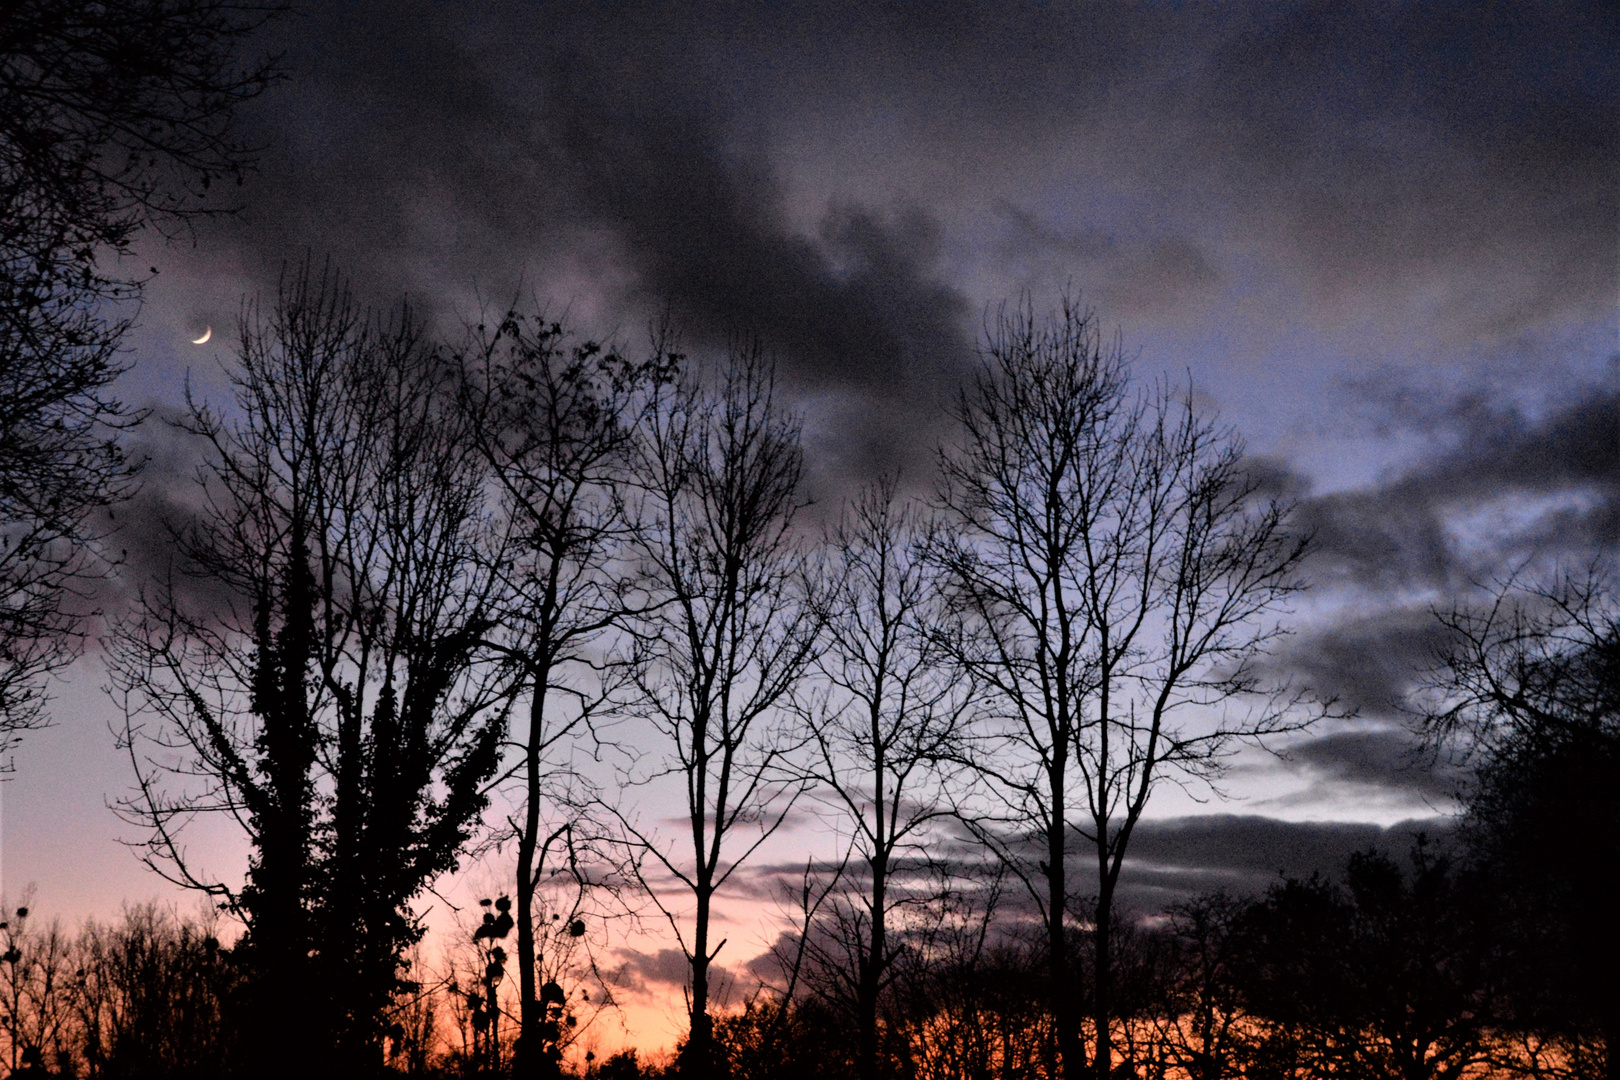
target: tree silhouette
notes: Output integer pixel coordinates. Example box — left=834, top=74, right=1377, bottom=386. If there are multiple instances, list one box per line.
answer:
left=1231, top=841, right=1498, bottom=1080
left=619, top=344, right=819, bottom=1080
left=0, top=903, right=74, bottom=1078
left=73, top=904, right=236, bottom=1078
left=457, top=311, right=662, bottom=1077
left=108, top=261, right=509, bottom=1077
left=932, top=299, right=1317, bottom=1080
left=798, top=478, right=968, bottom=1080
left=1144, top=892, right=1252, bottom=1080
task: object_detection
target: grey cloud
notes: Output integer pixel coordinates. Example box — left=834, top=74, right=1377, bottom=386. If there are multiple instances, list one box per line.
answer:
left=1280, top=605, right=1454, bottom=719
left=1284, top=729, right=1460, bottom=800
left=143, top=0, right=1613, bottom=494
left=608, top=946, right=744, bottom=1006
left=608, top=947, right=691, bottom=992
left=1300, top=385, right=1619, bottom=592
left=1275, top=384, right=1615, bottom=730
left=1191, top=3, right=1616, bottom=335
left=1403, top=389, right=1620, bottom=501
left=940, top=2, right=1614, bottom=339
left=92, top=411, right=246, bottom=629
left=990, top=207, right=1223, bottom=323
left=1114, top=814, right=1447, bottom=914
left=1299, top=487, right=1458, bottom=592
left=724, top=856, right=849, bottom=903
left=767, top=814, right=1454, bottom=920
left=744, top=931, right=798, bottom=984
left=1114, top=814, right=1454, bottom=912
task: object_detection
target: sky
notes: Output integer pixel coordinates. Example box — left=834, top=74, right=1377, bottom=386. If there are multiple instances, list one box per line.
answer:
left=2, top=0, right=1616, bottom=1055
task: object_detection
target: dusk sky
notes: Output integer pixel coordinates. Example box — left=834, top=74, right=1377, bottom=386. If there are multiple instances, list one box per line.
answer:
left=2, top=0, right=1615, bottom=1054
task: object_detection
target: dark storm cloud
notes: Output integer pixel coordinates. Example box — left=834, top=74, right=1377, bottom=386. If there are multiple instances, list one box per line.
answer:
left=164, top=0, right=1613, bottom=490
left=199, top=0, right=982, bottom=484
left=547, top=82, right=971, bottom=399
left=929, top=2, right=1615, bottom=335
left=1195, top=4, right=1615, bottom=323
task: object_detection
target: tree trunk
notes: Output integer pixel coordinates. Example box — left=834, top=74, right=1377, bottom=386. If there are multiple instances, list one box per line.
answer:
left=1050, top=813, right=1083, bottom=1080
left=858, top=723, right=889, bottom=1080
left=245, top=545, right=319, bottom=1079
left=513, top=670, right=548, bottom=1078
left=686, top=882, right=717, bottom=1080
left=859, top=848, right=887, bottom=1080
left=329, top=690, right=365, bottom=1074
left=511, top=654, right=563, bottom=1075
left=1093, top=869, right=1114, bottom=1080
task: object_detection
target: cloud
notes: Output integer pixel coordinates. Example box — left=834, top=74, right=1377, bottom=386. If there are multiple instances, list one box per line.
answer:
left=1114, top=814, right=1454, bottom=912
left=135, top=0, right=1613, bottom=494
left=1284, top=728, right=1460, bottom=800
left=609, top=947, right=693, bottom=993
left=608, top=946, right=746, bottom=1008
left=1299, top=384, right=1620, bottom=592
left=177, top=0, right=984, bottom=491
left=1420, top=390, right=1620, bottom=498
left=819, top=813, right=1458, bottom=919
left=92, top=411, right=248, bottom=629
left=1279, top=606, right=1454, bottom=719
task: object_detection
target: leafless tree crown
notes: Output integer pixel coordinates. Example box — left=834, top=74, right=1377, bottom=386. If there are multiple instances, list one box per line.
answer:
left=932, top=299, right=1317, bottom=1079
left=618, top=342, right=820, bottom=1077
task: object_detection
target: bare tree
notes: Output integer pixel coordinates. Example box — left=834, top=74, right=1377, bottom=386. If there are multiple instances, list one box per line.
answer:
left=0, top=900, right=75, bottom=1077
left=457, top=311, right=663, bottom=1077
left=74, top=903, right=234, bottom=1079
left=932, top=300, right=1316, bottom=1080
left=1419, top=561, right=1618, bottom=1080
left=799, top=478, right=968, bottom=1080
left=1423, top=561, right=1619, bottom=755
left=106, top=261, right=510, bottom=1077
left=0, top=0, right=277, bottom=745
left=619, top=344, right=819, bottom=1079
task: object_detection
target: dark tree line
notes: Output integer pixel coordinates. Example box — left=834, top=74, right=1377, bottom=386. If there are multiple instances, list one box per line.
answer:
left=6, top=818, right=1604, bottom=1080
left=681, top=824, right=1605, bottom=1080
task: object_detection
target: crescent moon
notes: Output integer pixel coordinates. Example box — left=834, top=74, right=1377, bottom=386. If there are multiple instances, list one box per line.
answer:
left=191, top=326, right=212, bottom=345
